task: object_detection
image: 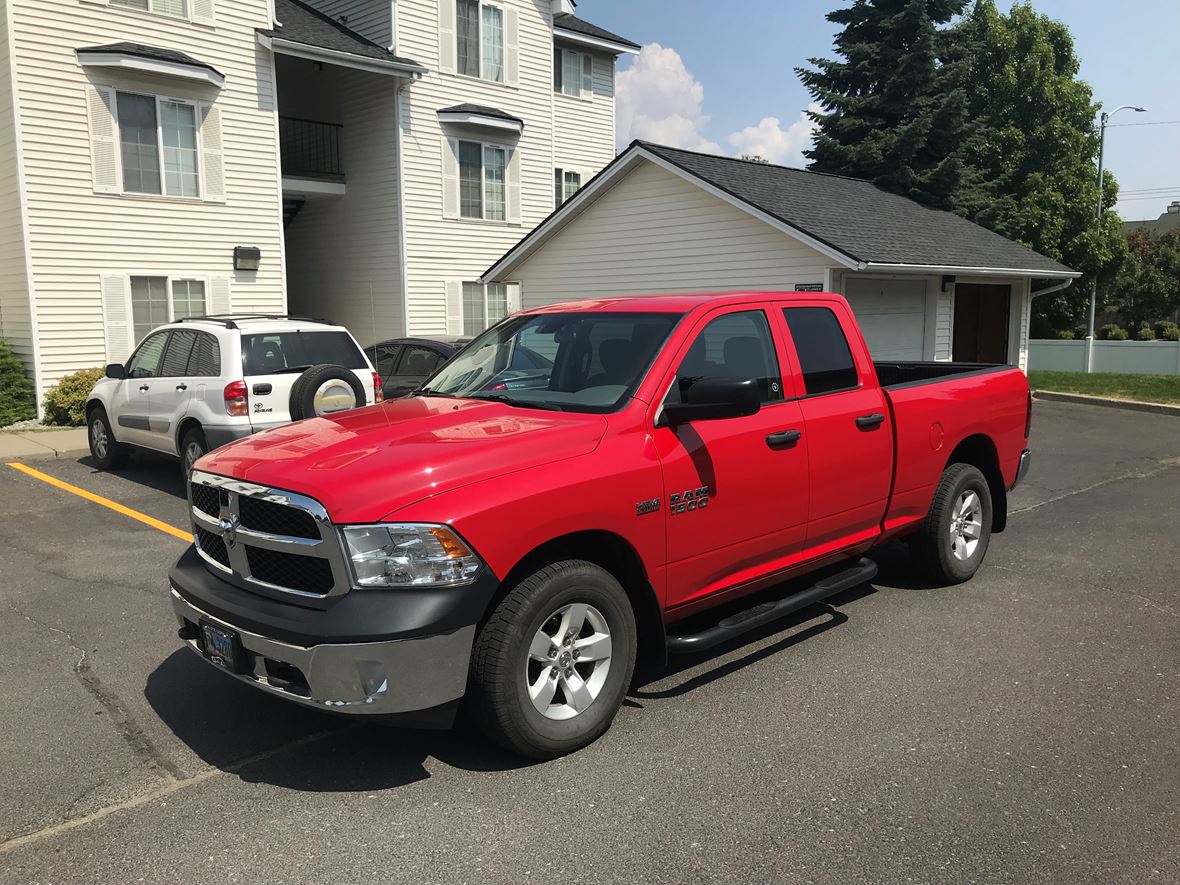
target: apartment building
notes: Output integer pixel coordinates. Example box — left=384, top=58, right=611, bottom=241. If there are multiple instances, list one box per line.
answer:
left=0, top=0, right=636, bottom=404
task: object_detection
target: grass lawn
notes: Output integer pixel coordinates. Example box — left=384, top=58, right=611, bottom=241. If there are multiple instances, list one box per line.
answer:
left=1028, top=371, right=1180, bottom=405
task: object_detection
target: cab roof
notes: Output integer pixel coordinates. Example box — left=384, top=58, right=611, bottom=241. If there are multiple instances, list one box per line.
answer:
left=517, top=290, right=844, bottom=315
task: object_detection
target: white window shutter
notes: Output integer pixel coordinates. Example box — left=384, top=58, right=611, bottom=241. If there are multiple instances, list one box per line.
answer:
left=504, top=6, right=519, bottom=86
left=442, top=137, right=460, bottom=219
left=101, top=274, right=133, bottom=361
left=581, top=53, right=594, bottom=98
left=505, top=282, right=521, bottom=313
left=506, top=146, right=521, bottom=224
left=88, top=85, right=120, bottom=194
left=198, top=101, right=225, bottom=202
left=210, top=277, right=231, bottom=314
left=438, top=0, right=455, bottom=73
left=445, top=281, right=463, bottom=335
left=190, top=0, right=214, bottom=25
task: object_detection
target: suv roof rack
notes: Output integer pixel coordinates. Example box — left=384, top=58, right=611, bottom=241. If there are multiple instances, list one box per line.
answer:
left=176, top=314, right=335, bottom=330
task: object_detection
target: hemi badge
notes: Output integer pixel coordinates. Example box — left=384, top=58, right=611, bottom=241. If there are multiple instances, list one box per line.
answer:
left=635, top=498, right=660, bottom=516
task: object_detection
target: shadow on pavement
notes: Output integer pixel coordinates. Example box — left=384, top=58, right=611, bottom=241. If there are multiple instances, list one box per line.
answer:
left=75, top=452, right=188, bottom=499
left=145, top=650, right=528, bottom=791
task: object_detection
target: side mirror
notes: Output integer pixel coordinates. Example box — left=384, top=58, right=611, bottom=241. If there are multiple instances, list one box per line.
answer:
left=662, top=377, right=761, bottom=426
left=105, top=363, right=126, bottom=380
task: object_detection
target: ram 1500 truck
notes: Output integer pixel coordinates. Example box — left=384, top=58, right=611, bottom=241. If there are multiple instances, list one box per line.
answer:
left=171, top=291, right=1032, bottom=758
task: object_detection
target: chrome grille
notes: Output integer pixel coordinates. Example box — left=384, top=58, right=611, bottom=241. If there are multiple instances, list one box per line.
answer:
left=188, top=469, right=349, bottom=599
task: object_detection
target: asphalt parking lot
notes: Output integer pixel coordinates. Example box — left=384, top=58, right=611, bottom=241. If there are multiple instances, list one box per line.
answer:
left=0, top=398, right=1177, bottom=884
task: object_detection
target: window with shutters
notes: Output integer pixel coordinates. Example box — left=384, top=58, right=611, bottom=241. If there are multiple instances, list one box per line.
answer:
left=458, top=140, right=507, bottom=221
left=554, top=168, right=582, bottom=208
left=130, top=276, right=207, bottom=342
left=462, top=282, right=509, bottom=336
left=554, top=47, right=593, bottom=98
left=455, top=0, right=504, bottom=83
left=111, top=0, right=189, bottom=18
left=114, top=92, right=199, bottom=197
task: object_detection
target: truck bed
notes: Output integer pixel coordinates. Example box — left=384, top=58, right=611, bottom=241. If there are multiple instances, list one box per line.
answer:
left=873, top=361, right=1008, bottom=389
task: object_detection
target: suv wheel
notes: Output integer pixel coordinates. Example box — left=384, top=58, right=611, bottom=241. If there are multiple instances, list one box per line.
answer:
left=468, top=560, right=637, bottom=759
left=910, top=463, right=993, bottom=584
left=180, top=427, right=208, bottom=480
left=88, top=406, right=128, bottom=470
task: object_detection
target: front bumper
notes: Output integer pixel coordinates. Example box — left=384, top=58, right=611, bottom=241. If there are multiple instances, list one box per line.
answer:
left=1012, top=448, right=1032, bottom=489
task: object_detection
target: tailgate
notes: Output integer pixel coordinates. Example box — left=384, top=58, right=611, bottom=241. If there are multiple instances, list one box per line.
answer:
left=241, top=330, right=375, bottom=425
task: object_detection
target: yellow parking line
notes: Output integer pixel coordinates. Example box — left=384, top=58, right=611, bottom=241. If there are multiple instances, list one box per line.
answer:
left=6, top=462, right=193, bottom=542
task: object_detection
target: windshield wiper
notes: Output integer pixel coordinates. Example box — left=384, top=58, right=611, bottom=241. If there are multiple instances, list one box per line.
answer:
left=467, top=393, right=562, bottom=411
left=415, top=387, right=458, bottom=398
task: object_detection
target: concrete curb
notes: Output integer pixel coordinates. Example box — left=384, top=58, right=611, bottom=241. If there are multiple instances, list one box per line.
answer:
left=1033, top=390, right=1180, bottom=417
left=0, top=428, right=90, bottom=461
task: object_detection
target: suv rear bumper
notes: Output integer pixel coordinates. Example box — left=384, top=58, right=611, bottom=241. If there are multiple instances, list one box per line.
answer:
left=169, top=546, right=499, bottom=720
left=204, top=421, right=286, bottom=450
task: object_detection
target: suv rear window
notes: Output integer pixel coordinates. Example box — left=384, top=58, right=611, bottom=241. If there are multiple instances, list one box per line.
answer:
left=241, top=331, right=367, bottom=376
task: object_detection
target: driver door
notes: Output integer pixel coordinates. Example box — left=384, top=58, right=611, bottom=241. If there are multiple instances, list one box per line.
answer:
left=652, top=305, right=810, bottom=611
left=112, top=331, right=169, bottom=448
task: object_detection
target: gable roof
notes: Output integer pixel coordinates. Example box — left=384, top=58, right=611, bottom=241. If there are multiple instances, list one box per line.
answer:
left=76, top=42, right=224, bottom=76
left=485, top=141, right=1080, bottom=282
left=261, top=0, right=424, bottom=72
left=553, top=13, right=640, bottom=52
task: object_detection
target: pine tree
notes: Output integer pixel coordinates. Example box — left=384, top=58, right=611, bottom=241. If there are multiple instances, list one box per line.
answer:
left=797, top=0, right=968, bottom=209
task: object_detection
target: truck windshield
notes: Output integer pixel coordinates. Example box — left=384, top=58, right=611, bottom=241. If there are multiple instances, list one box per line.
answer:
left=420, top=312, right=681, bottom=412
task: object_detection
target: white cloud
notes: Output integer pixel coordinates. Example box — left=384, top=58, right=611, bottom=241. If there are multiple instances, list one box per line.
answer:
left=615, top=43, right=721, bottom=153
left=616, top=44, right=820, bottom=167
left=726, top=104, right=821, bottom=168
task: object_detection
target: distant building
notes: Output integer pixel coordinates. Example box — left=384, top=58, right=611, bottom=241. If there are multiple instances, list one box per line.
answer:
left=1124, top=202, right=1180, bottom=236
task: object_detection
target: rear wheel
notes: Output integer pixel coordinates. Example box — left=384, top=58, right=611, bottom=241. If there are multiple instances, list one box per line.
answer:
left=910, top=463, right=993, bottom=584
left=180, top=427, right=208, bottom=481
left=468, top=560, right=637, bottom=759
left=88, top=406, right=128, bottom=470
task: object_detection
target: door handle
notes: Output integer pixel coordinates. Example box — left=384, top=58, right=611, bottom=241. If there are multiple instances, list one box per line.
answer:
left=856, top=413, right=885, bottom=430
left=175, top=383, right=187, bottom=391
left=139, top=384, right=150, bottom=392
left=766, top=429, right=802, bottom=449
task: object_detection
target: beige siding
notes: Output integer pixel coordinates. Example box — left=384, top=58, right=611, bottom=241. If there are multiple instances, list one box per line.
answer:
left=397, top=0, right=615, bottom=335
left=281, top=61, right=405, bottom=340
left=509, top=161, right=832, bottom=303
left=935, top=287, right=953, bottom=359
left=10, top=0, right=284, bottom=394
left=0, top=4, right=35, bottom=382
left=552, top=49, right=614, bottom=177
left=305, top=0, right=392, bottom=47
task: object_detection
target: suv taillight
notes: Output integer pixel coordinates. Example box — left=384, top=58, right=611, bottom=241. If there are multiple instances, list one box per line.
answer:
left=1025, top=391, right=1033, bottom=438
left=372, top=371, right=384, bottom=404
left=224, top=380, right=249, bottom=417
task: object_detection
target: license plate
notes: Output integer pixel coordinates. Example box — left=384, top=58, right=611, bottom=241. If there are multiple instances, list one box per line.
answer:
left=200, top=621, right=245, bottom=673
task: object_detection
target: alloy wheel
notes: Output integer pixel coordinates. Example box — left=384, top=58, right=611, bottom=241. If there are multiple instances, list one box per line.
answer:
left=949, top=490, right=983, bottom=561
left=525, top=602, right=613, bottom=721
left=90, top=417, right=109, bottom=459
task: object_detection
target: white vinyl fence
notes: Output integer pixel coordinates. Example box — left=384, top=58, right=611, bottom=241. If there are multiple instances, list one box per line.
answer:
left=1029, top=339, right=1180, bottom=375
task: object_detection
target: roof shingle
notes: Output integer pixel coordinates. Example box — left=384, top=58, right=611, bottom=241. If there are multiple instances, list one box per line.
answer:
left=553, top=13, right=640, bottom=51
left=437, top=103, right=524, bottom=126
left=75, top=42, right=224, bottom=78
left=262, top=0, right=423, bottom=69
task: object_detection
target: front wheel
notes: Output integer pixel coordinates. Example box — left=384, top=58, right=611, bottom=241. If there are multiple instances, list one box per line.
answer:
left=88, top=406, right=128, bottom=470
left=910, top=463, right=993, bottom=584
left=468, top=560, right=637, bottom=759
left=180, top=427, right=208, bottom=481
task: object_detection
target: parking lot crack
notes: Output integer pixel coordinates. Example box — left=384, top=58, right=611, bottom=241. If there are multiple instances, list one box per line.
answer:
left=1, top=600, right=184, bottom=783
left=1011, top=455, right=1180, bottom=516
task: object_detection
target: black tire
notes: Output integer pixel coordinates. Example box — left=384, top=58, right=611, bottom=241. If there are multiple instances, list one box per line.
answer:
left=179, top=427, right=208, bottom=481
left=288, top=364, right=366, bottom=421
left=910, top=463, right=993, bottom=584
left=87, top=405, right=129, bottom=470
left=468, top=560, right=637, bottom=760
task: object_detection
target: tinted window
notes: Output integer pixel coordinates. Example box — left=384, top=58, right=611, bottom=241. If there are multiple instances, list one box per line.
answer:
left=241, top=331, right=367, bottom=376
left=370, top=343, right=403, bottom=380
left=126, top=332, right=169, bottom=379
left=188, top=332, right=221, bottom=377
left=399, top=345, right=444, bottom=377
left=671, top=310, right=783, bottom=404
left=160, top=330, right=197, bottom=377
left=783, top=307, right=859, bottom=396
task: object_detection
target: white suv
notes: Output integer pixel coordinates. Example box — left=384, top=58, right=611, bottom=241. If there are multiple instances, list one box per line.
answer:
left=85, top=315, right=381, bottom=476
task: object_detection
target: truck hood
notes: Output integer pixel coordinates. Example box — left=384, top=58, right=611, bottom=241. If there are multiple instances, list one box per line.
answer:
left=195, top=397, right=609, bottom=524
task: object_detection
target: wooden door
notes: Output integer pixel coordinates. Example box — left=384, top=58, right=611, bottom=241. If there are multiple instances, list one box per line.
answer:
left=953, top=284, right=1011, bottom=363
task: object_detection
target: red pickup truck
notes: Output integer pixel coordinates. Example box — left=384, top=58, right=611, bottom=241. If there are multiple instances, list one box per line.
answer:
left=171, top=291, right=1031, bottom=758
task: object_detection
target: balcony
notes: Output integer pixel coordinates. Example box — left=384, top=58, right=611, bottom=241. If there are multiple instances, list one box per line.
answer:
left=279, top=117, right=345, bottom=194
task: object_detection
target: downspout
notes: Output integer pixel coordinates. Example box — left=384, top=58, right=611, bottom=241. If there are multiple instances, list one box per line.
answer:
left=1030, top=278, right=1074, bottom=373
left=1030, top=277, right=1074, bottom=299
left=394, top=77, right=413, bottom=336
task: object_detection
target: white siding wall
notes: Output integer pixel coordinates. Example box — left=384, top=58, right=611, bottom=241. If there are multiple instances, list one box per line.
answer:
left=305, top=0, right=392, bottom=47
left=280, top=59, right=405, bottom=340
left=509, top=162, right=832, bottom=303
left=0, top=4, right=35, bottom=382
left=397, top=0, right=615, bottom=335
left=552, top=49, right=614, bottom=181
left=10, top=0, right=285, bottom=394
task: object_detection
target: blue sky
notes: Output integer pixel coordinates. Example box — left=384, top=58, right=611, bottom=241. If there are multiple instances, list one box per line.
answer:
left=585, top=0, right=1179, bottom=221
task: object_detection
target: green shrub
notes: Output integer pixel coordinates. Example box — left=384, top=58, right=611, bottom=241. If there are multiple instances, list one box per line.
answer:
left=1155, top=320, right=1179, bottom=339
left=1164, top=326, right=1180, bottom=342
left=1055, top=329, right=1075, bottom=339
left=0, top=340, right=37, bottom=426
left=1098, top=323, right=1127, bottom=340
left=1137, top=326, right=1156, bottom=341
left=42, top=366, right=105, bottom=426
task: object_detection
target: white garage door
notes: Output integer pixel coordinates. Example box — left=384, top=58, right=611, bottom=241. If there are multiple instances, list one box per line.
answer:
left=842, top=277, right=928, bottom=361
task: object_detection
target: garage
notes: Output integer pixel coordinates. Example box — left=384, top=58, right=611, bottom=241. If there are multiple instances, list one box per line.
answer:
left=483, top=141, right=1079, bottom=370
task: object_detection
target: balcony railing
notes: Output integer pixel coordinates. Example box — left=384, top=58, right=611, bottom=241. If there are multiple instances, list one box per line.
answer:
left=279, top=117, right=344, bottom=182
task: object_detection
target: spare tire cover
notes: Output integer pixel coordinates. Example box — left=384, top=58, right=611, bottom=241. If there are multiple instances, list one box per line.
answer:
left=289, top=364, right=367, bottom=421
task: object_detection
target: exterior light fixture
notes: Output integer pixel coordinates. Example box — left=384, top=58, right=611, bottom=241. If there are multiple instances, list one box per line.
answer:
left=233, top=246, right=261, bottom=271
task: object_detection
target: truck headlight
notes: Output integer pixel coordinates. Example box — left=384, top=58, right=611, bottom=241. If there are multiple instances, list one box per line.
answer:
left=342, top=524, right=483, bottom=588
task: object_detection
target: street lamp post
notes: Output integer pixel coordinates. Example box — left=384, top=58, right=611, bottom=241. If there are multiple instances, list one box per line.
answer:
left=1086, top=104, right=1146, bottom=372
